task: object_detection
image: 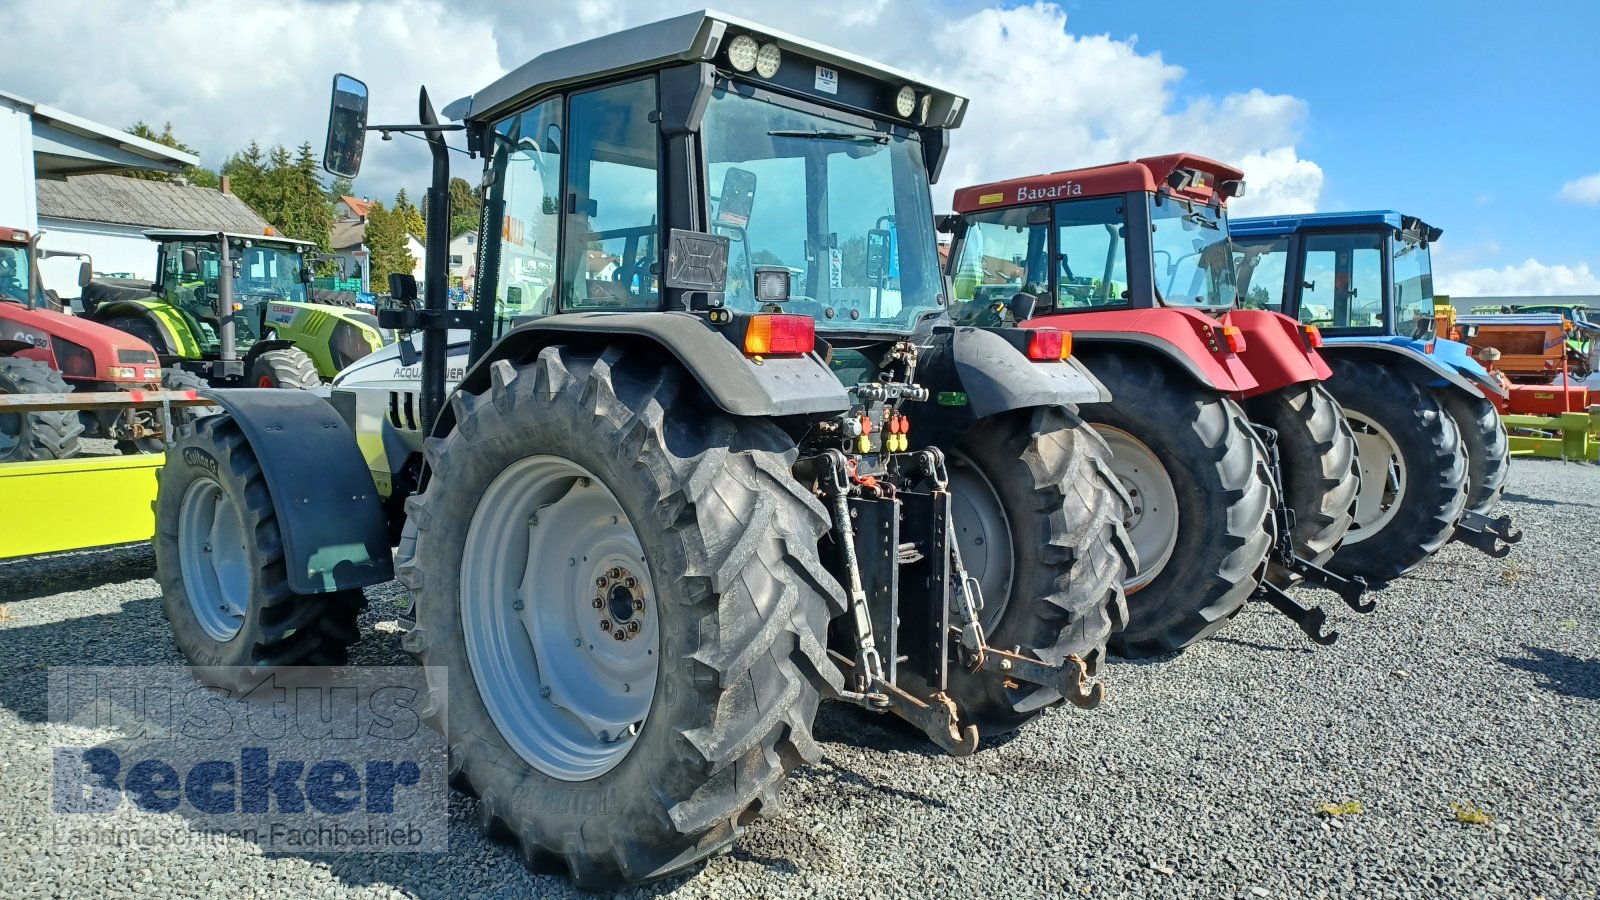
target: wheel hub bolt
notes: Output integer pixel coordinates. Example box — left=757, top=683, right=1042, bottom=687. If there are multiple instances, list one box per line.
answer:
left=592, top=597, right=605, bottom=608
left=631, top=597, right=645, bottom=612
left=513, top=600, right=524, bottom=611
left=612, top=629, right=627, bottom=641
left=596, top=576, right=608, bottom=588
left=599, top=619, right=611, bottom=631
left=608, top=567, right=623, bottom=580
left=624, top=576, right=638, bottom=588
left=539, top=686, right=551, bottom=698
left=626, top=621, right=640, bottom=634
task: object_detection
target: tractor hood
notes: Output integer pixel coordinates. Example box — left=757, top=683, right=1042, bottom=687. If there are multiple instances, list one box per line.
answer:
left=0, top=300, right=161, bottom=383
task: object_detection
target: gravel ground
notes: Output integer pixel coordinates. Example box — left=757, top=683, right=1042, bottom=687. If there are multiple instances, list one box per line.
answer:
left=1, top=460, right=1596, bottom=899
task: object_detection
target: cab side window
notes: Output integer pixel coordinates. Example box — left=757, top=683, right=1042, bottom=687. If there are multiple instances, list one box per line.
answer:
left=489, top=97, right=563, bottom=332
left=1234, top=238, right=1289, bottom=312
left=1301, top=232, right=1383, bottom=329
left=562, top=78, right=660, bottom=311
left=1054, top=196, right=1130, bottom=309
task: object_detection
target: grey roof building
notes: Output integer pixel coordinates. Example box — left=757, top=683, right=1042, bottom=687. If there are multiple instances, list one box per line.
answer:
left=36, top=174, right=270, bottom=233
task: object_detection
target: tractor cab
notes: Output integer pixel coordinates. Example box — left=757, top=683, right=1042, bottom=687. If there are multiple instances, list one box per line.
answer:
left=1231, top=211, right=1445, bottom=339
left=0, top=230, right=32, bottom=304
left=148, top=230, right=315, bottom=349
left=945, top=154, right=1244, bottom=323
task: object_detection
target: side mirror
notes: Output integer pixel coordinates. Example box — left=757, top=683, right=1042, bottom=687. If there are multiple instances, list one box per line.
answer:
left=77, top=261, right=92, bottom=288
left=388, top=273, right=418, bottom=303
left=300, top=265, right=315, bottom=285
left=715, top=168, right=757, bottom=227
left=324, top=74, right=370, bottom=179
left=1008, top=292, right=1038, bottom=321
left=865, top=229, right=892, bottom=280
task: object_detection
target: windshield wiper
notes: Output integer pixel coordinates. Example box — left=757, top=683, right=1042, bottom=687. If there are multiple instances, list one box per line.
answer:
left=768, top=129, right=889, bottom=145
left=1182, top=211, right=1220, bottom=230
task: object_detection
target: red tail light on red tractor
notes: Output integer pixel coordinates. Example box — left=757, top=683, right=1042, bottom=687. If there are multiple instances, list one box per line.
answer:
left=743, top=314, right=815, bottom=356
left=1026, top=328, right=1072, bottom=360
left=1220, top=325, right=1247, bottom=354
left=1301, top=324, right=1323, bottom=349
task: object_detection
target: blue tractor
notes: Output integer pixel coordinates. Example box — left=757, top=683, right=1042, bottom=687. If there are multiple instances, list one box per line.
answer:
left=1230, top=211, right=1519, bottom=585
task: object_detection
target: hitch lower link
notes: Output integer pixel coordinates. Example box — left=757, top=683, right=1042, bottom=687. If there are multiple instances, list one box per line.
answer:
left=1450, top=510, right=1523, bottom=558
left=1250, top=422, right=1374, bottom=647
left=818, top=448, right=1099, bottom=757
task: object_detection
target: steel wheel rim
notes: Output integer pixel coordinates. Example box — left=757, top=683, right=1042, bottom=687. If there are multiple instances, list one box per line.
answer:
left=461, top=455, right=658, bottom=781
left=177, top=477, right=250, bottom=641
left=1345, top=411, right=1406, bottom=543
left=948, top=452, right=1014, bottom=632
left=1095, top=426, right=1178, bottom=592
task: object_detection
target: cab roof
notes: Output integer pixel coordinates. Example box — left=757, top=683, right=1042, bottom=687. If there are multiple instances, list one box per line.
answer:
left=443, top=9, right=966, bottom=128
left=952, top=153, right=1243, bottom=214
left=142, top=229, right=317, bottom=249
left=1231, top=210, right=1443, bottom=242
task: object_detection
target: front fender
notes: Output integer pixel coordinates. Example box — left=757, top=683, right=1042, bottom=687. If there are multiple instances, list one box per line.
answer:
left=1028, top=307, right=1258, bottom=393
left=1319, top=338, right=1489, bottom=400
left=458, top=311, right=850, bottom=420
left=1224, top=308, right=1329, bottom=397
left=92, top=299, right=204, bottom=359
left=197, top=388, right=393, bottom=593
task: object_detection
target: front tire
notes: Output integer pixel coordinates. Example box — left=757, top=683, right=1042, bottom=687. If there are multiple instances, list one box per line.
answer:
left=397, top=346, right=842, bottom=888
left=1322, top=359, right=1468, bottom=583
left=154, top=415, right=366, bottom=684
left=1244, top=381, right=1360, bottom=582
left=1433, top=388, right=1509, bottom=515
left=1078, top=352, right=1274, bottom=658
left=945, top=406, right=1133, bottom=736
left=0, top=356, right=83, bottom=462
left=248, top=348, right=320, bottom=389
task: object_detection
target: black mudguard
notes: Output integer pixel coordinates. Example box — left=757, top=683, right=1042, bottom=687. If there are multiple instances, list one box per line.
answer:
left=458, top=311, right=850, bottom=420
left=913, top=325, right=1109, bottom=445
left=199, top=388, right=394, bottom=593
left=1320, top=341, right=1493, bottom=400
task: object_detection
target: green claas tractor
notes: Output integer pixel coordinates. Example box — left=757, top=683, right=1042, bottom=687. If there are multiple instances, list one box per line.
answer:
left=153, top=12, right=1135, bottom=887
left=81, top=230, right=388, bottom=387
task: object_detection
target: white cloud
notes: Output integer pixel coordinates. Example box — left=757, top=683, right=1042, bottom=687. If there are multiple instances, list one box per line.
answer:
left=1437, top=258, right=1600, bottom=298
left=1557, top=172, right=1600, bottom=205
left=0, top=0, right=1323, bottom=214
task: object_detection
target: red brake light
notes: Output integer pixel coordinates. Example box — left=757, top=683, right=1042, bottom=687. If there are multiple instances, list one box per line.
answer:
left=1301, top=324, right=1323, bottom=349
left=1221, top=325, right=1247, bottom=354
left=1026, top=328, right=1071, bottom=360
left=744, top=314, right=814, bottom=356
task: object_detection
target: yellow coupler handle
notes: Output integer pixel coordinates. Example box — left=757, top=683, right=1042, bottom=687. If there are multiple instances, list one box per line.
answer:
left=0, top=454, right=165, bottom=560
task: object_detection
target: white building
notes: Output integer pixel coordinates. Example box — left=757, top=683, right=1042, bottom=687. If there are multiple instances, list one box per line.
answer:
left=1, top=88, right=192, bottom=293
left=329, top=193, right=426, bottom=294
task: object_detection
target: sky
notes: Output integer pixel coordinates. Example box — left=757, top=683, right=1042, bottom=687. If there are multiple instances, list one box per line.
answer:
left=1, top=0, right=1596, bottom=297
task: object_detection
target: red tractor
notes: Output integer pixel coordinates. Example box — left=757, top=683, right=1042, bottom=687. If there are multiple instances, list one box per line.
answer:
left=0, top=226, right=199, bottom=460
left=942, top=155, right=1366, bottom=655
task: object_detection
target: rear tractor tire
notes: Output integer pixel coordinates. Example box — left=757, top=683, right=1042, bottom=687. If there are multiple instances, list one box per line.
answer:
left=0, top=356, right=84, bottom=462
left=249, top=348, right=320, bottom=389
left=154, top=415, right=366, bottom=687
left=1244, top=381, right=1360, bottom=583
left=397, top=345, right=842, bottom=888
left=1076, top=351, right=1275, bottom=658
left=1432, top=387, right=1509, bottom=515
left=944, top=406, right=1133, bottom=736
left=1321, top=358, right=1468, bottom=584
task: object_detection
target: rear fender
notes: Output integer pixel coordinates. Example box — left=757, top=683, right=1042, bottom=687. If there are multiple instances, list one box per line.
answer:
left=448, top=311, right=850, bottom=429
left=197, top=388, right=393, bottom=593
left=902, top=326, right=1109, bottom=448
left=1030, top=307, right=1257, bottom=393
left=1319, top=339, right=1490, bottom=399
left=92, top=300, right=203, bottom=359
left=1225, top=308, right=1329, bottom=397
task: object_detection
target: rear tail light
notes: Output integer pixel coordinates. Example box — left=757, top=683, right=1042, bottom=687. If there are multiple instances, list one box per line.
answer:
left=1423, top=340, right=1436, bottom=354
left=1301, top=325, right=1323, bottom=349
left=1221, top=325, right=1247, bottom=354
left=1026, top=328, right=1071, bottom=360
left=744, top=314, right=815, bottom=356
